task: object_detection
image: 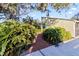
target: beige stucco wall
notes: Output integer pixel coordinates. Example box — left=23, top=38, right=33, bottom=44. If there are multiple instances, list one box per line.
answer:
left=51, top=20, right=75, bottom=37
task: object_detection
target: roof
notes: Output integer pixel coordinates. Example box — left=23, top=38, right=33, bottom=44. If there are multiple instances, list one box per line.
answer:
left=42, top=17, right=79, bottom=23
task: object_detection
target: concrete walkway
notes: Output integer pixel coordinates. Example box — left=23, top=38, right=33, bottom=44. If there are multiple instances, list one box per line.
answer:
left=26, top=38, right=79, bottom=56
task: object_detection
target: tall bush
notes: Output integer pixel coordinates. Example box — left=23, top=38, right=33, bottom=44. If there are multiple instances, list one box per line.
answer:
left=0, top=19, right=37, bottom=56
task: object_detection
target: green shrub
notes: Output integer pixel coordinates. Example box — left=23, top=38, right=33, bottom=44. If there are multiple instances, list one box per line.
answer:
left=43, top=27, right=72, bottom=45
left=0, top=19, right=37, bottom=56
left=64, top=31, right=72, bottom=41
left=23, top=19, right=41, bottom=29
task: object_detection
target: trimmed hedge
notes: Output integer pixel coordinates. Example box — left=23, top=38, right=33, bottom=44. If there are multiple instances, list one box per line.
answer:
left=43, top=27, right=72, bottom=45
left=0, top=20, right=37, bottom=56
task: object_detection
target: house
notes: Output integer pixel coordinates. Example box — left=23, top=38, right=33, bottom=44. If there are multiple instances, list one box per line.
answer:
left=42, top=17, right=79, bottom=37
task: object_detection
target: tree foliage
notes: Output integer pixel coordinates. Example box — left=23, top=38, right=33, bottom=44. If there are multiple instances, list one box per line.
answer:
left=36, top=3, right=70, bottom=12
left=0, top=3, right=17, bottom=19
left=51, top=3, right=70, bottom=11
left=0, top=3, right=71, bottom=20
left=23, top=16, right=41, bottom=29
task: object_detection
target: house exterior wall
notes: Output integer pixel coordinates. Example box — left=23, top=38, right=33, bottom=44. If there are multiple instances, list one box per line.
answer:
left=51, top=20, right=75, bottom=37
left=75, top=22, right=79, bottom=36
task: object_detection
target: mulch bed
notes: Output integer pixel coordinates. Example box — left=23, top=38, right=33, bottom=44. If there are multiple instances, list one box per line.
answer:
left=28, top=33, right=51, bottom=53
left=20, top=33, right=51, bottom=56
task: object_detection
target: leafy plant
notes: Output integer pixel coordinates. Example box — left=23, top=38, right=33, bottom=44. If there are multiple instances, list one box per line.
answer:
left=43, top=27, right=72, bottom=45
left=0, top=19, right=37, bottom=56
left=23, top=17, right=41, bottom=29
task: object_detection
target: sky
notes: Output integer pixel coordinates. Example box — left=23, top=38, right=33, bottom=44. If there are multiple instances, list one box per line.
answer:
left=0, top=3, right=79, bottom=23
left=19, top=3, right=79, bottom=21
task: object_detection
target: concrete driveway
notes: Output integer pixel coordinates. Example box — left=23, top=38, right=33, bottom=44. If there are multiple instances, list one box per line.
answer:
left=26, top=38, right=79, bottom=56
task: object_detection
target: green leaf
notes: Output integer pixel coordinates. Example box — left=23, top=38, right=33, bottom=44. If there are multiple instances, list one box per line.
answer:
left=0, top=40, right=10, bottom=56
